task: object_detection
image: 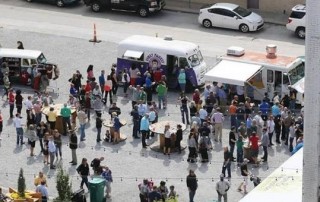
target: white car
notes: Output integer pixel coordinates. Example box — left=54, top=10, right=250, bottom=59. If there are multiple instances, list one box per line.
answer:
left=198, top=3, right=264, bottom=33
left=286, top=4, right=306, bottom=39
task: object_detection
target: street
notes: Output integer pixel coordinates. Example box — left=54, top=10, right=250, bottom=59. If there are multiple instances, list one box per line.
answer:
left=0, top=1, right=304, bottom=202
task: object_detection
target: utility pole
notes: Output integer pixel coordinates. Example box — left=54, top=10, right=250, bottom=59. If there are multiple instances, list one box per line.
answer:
left=303, top=0, right=320, bottom=201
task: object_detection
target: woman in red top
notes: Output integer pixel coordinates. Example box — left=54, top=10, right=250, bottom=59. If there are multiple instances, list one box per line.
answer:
left=249, top=132, right=259, bottom=165
left=192, top=89, right=201, bottom=111
left=8, top=89, right=15, bottom=118
left=84, top=80, right=91, bottom=93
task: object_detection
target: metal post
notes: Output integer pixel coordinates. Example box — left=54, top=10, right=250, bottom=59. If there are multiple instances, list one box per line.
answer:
left=303, top=0, right=320, bottom=201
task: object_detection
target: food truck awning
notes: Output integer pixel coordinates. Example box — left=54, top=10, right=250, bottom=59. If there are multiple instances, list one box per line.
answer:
left=123, top=50, right=143, bottom=59
left=291, top=78, right=304, bottom=93
left=204, top=60, right=262, bottom=86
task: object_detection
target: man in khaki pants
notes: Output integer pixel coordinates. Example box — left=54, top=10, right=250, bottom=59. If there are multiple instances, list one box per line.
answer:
left=211, top=107, right=224, bottom=142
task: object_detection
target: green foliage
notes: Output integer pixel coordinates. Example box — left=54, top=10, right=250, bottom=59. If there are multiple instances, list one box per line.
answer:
left=55, top=166, right=73, bottom=202
left=17, top=168, right=26, bottom=198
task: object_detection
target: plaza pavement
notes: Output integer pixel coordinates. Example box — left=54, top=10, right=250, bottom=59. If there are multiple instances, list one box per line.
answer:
left=0, top=28, right=292, bottom=202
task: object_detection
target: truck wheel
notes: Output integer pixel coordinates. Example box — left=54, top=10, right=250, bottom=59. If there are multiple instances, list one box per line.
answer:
left=91, top=2, right=101, bottom=12
left=56, top=0, right=64, bottom=7
left=295, top=27, right=305, bottom=39
left=138, top=6, right=149, bottom=17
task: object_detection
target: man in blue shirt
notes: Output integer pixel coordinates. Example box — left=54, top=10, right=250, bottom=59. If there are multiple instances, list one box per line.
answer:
left=259, top=99, right=270, bottom=121
left=140, top=114, right=150, bottom=148
left=99, top=70, right=106, bottom=97
left=36, top=181, right=49, bottom=202
left=271, top=102, right=281, bottom=117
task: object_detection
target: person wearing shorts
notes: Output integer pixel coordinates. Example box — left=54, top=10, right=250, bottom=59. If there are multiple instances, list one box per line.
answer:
left=238, top=158, right=249, bottom=194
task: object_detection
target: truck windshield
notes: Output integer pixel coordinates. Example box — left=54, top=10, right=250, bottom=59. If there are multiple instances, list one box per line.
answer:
left=37, top=53, right=47, bottom=64
left=288, top=62, right=305, bottom=85
left=188, top=51, right=203, bottom=68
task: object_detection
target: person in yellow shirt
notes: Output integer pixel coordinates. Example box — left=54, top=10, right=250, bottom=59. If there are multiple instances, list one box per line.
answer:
left=47, top=107, right=57, bottom=131
left=34, top=171, right=47, bottom=187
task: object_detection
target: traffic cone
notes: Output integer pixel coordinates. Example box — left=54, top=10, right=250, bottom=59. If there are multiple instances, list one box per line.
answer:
left=89, top=23, right=101, bottom=43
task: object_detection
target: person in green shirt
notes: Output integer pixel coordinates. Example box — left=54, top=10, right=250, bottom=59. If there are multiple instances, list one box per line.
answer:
left=60, top=103, right=71, bottom=136
left=138, top=87, right=147, bottom=104
left=236, top=135, right=244, bottom=166
left=156, top=81, right=167, bottom=109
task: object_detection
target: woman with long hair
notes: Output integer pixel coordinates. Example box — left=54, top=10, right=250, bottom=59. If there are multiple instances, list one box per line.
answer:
left=187, top=129, right=198, bottom=163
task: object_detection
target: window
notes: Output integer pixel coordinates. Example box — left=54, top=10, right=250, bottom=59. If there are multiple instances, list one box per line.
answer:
left=267, top=70, right=273, bottom=83
left=220, top=9, right=237, bottom=17
left=283, top=74, right=289, bottom=85
left=233, top=6, right=252, bottom=17
left=288, top=62, right=305, bottom=85
left=290, top=11, right=305, bottom=19
left=188, top=54, right=200, bottom=67
left=22, top=59, right=30, bottom=66
left=179, top=57, right=189, bottom=68
left=209, top=8, right=224, bottom=15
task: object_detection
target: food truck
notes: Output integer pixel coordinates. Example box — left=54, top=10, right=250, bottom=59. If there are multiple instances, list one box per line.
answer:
left=116, top=35, right=208, bottom=91
left=0, top=48, right=59, bottom=90
left=204, top=45, right=305, bottom=104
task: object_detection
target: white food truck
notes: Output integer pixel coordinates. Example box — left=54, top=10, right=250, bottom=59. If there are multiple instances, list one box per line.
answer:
left=116, top=35, right=208, bottom=91
left=204, top=45, right=305, bottom=104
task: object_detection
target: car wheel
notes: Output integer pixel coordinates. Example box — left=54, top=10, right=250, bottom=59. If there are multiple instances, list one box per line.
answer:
left=239, top=24, right=249, bottom=33
left=202, top=19, right=212, bottom=28
left=56, top=0, right=64, bottom=7
left=138, top=7, right=149, bottom=17
left=296, top=27, right=306, bottom=39
left=91, top=2, right=101, bottom=12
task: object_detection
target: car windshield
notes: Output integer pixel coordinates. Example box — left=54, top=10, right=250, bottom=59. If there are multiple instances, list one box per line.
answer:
left=288, top=62, right=305, bottom=85
left=37, top=53, right=47, bottom=64
left=188, top=51, right=203, bottom=68
left=233, top=6, right=252, bottom=17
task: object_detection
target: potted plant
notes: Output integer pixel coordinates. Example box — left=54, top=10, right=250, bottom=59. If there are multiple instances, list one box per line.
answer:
left=54, top=166, right=73, bottom=202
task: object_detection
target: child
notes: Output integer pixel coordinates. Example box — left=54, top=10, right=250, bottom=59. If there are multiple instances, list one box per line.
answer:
left=168, top=185, right=177, bottom=199
left=102, top=167, right=113, bottom=198
left=236, top=135, right=244, bottom=166
left=175, top=124, right=183, bottom=154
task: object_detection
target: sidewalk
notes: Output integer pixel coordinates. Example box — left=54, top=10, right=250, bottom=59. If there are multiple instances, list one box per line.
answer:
left=165, top=0, right=289, bottom=25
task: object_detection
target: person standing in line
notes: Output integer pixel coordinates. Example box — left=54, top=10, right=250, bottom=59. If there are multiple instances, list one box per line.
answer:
left=15, top=89, right=23, bottom=114
left=288, top=122, right=296, bottom=152
left=3, top=72, right=10, bottom=99
left=112, top=112, right=123, bottom=144
left=156, top=81, right=167, bottom=109
left=186, top=169, right=198, bottom=202
left=140, top=114, right=150, bottom=148
left=27, top=124, right=38, bottom=156
left=267, top=115, right=275, bottom=146
left=47, top=107, right=57, bottom=133
left=130, top=105, right=140, bottom=139
left=69, top=130, right=78, bottom=165
left=33, top=100, right=42, bottom=126
left=37, top=121, right=47, bottom=152
left=222, top=146, right=232, bottom=179
left=8, top=89, right=15, bottom=118
left=77, top=108, right=87, bottom=141
left=175, top=124, right=183, bottom=154
left=102, top=166, right=113, bottom=198
left=35, top=181, right=48, bottom=202
left=163, top=123, right=172, bottom=155
left=211, top=107, right=224, bottom=142
left=129, top=85, right=140, bottom=109
left=178, top=69, right=186, bottom=93
left=178, top=92, right=190, bottom=125
left=238, top=159, right=250, bottom=194
left=95, top=117, right=102, bottom=143
left=93, top=95, right=103, bottom=117
left=84, top=92, right=91, bottom=121
left=60, top=103, right=71, bottom=136
left=48, top=136, right=56, bottom=169
left=77, top=158, right=90, bottom=190
left=34, top=171, right=47, bottom=187
left=54, top=129, right=62, bottom=159
left=187, top=130, right=197, bottom=163
left=144, top=72, right=154, bottom=105
left=122, top=68, right=130, bottom=97
left=99, top=70, right=106, bottom=97
left=236, top=135, right=244, bottom=166
left=110, top=67, right=118, bottom=96
left=249, top=132, right=260, bottom=166
left=86, top=65, right=94, bottom=81
left=228, top=126, right=236, bottom=161
left=13, top=113, right=24, bottom=146
left=148, top=107, right=157, bottom=137
left=229, top=101, right=237, bottom=130
left=216, top=174, right=230, bottom=202
left=261, top=127, right=269, bottom=162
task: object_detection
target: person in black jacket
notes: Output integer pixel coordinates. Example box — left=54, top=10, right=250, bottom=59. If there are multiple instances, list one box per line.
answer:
left=69, top=130, right=78, bottom=165
left=186, top=169, right=197, bottom=202
left=77, top=158, right=90, bottom=190
left=130, top=105, right=140, bottom=139
left=175, top=124, right=183, bottom=154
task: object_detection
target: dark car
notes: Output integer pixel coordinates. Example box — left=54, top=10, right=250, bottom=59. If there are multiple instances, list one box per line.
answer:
left=26, top=0, right=80, bottom=7
left=83, top=0, right=166, bottom=17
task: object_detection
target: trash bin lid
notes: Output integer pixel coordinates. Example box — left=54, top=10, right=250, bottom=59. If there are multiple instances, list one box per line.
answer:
left=89, top=177, right=105, bottom=184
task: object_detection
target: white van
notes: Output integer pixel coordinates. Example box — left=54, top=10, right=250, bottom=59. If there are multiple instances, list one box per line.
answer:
left=0, top=48, right=58, bottom=86
left=116, top=35, right=207, bottom=91
left=204, top=46, right=305, bottom=104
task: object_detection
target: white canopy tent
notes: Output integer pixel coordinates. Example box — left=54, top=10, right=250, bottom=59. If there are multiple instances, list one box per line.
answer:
left=204, top=60, right=262, bottom=86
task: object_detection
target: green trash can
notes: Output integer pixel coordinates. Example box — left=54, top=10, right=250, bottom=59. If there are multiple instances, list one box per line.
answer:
left=89, top=177, right=105, bottom=202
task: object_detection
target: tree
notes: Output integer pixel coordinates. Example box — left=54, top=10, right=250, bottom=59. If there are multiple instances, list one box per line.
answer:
left=55, top=166, right=73, bottom=202
left=17, top=168, right=26, bottom=198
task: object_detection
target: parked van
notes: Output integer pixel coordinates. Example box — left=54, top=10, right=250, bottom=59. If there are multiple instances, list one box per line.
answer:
left=204, top=45, right=305, bottom=104
left=116, top=35, right=208, bottom=91
left=0, top=48, right=59, bottom=88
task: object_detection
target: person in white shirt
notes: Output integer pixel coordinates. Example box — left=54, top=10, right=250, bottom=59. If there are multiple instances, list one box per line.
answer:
left=163, top=124, right=172, bottom=155
left=199, top=106, right=208, bottom=124
left=13, top=113, right=24, bottom=146
left=24, top=96, right=33, bottom=115
left=36, top=181, right=49, bottom=202
left=211, top=107, right=224, bottom=142
left=253, top=111, right=264, bottom=137
left=216, top=174, right=230, bottom=202
left=267, top=115, right=275, bottom=146
left=48, top=136, right=56, bottom=169
left=78, top=108, right=87, bottom=141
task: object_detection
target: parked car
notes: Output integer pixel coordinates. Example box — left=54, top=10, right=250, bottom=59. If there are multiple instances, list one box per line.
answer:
left=198, top=3, right=264, bottom=33
left=26, top=0, right=79, bottom=7
left=83, top=0, right=166, bottom=17
left=286, top=4, right=306, bottom=39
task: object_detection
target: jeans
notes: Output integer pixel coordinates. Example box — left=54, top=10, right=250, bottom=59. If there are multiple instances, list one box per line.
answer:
left=10, top=104, right=14, bottom=118
left=189, top=190, right=196, bottom=202
left=146, top=87, right=152, bottom=105
left=80, top=124, right=86, bottom=141
left=80, top=176, right=89, bottom=189
left=179, top=83, right=186, bottom=93
left=49, top=152, right=55, bottom=168
left=237, top=149, right=243, bottom=164
left=56, top=145, right=62, bottom=158
left=16, top=105, right=22, bottom=114
left=158, top=95, right=166, bottom=109
left=180, top=105, right=190, bottom=125
left=16, top=128, right=24, bottom=145
left=86, top=108, right=91, bottom=120
left=229, top=144, right=235, bottom=158
left=112, top=83, right=118, bottom=95
left=222, top=162, right=231, bottom=178
left=289, top=137, right=295, bottom=152
left=262, top=146, right=268, bottom=161
left=39, top=138, right=44, bottom=152
left=62, top=117, right=71, bottom=135
left=289, top=99, right=296, bottom=111
left=35, top=113, right=42, bottom=125
left=133, top=120, right=140, bottom=137
left=97, top=127, right=102, bottom=141
left=141, top=130, right=148, bottom=147
left=123, top=82, right=129, bottom=94
left=268, top=132, right=274, bottom=145
left=230, top=115, right=237, bottom=130
left=104, top=91, right=113, bottom=105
